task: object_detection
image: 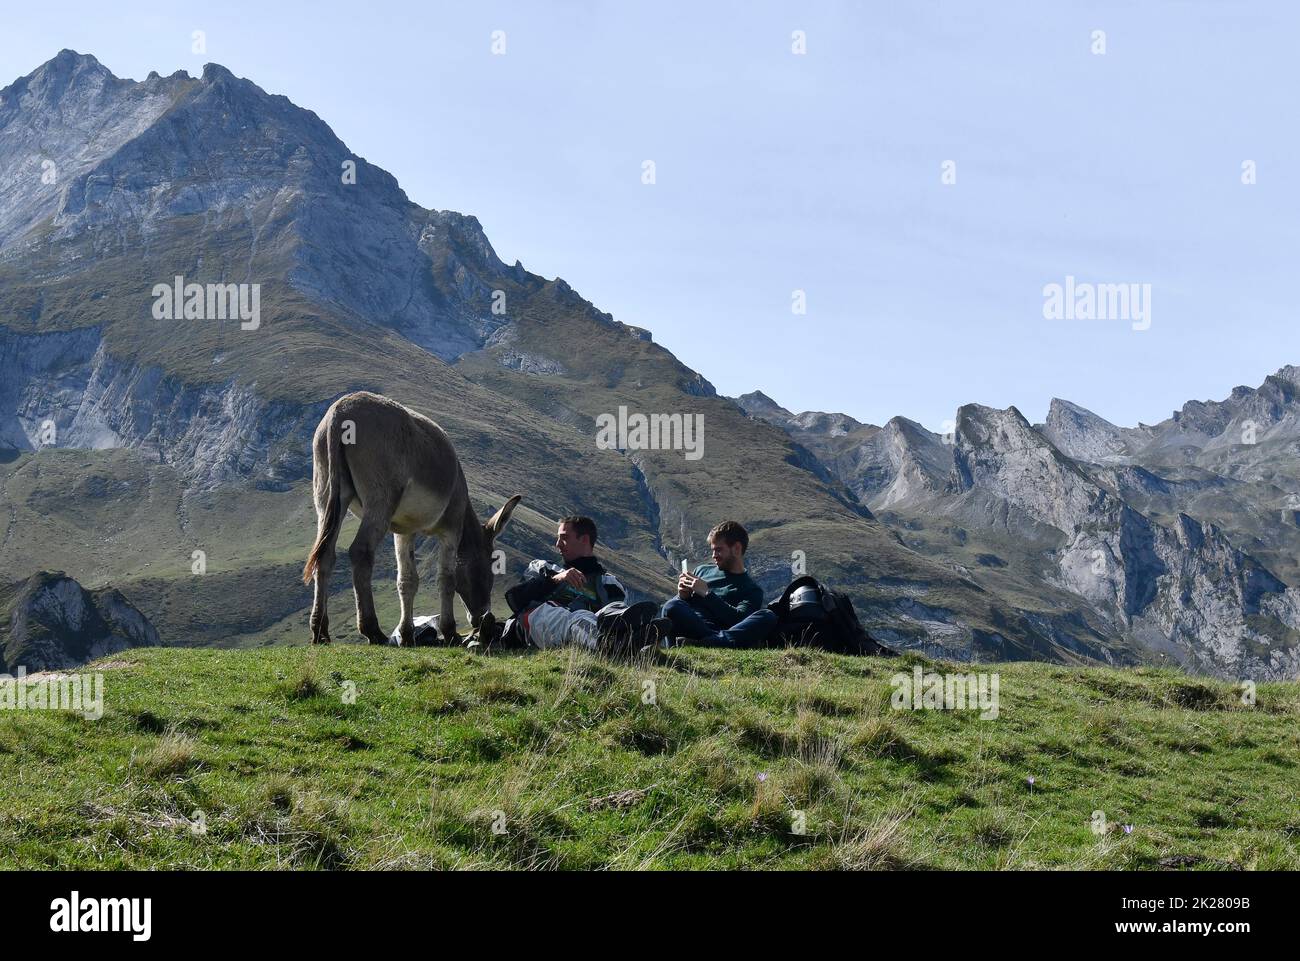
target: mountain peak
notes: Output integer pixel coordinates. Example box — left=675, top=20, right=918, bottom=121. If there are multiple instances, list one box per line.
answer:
left=732, top=392, right=871, bottom=437
left=29, top=49, right=112, bottom=85
left=790, top=410, right=866, bottom=435
left=1048, top=397, right=1100, bottom=418
left=1273, top=364, right=1300, bottom=388
left=46, top=49, right=107, bottom=73
left=4, top=49, right=115, bottom=103
left=200, top=62, right=237, bottom=84
left=735, top=391, right=794, bottom=421
left=1045, top=397, right=1116, bottom=431
left=956, top=402, right=1033, bottom=435
left=3, top=570, right=159, bottom=673
left=883, top=414, right=936, bottom=439
left=1040, top=397, right=1131, bottom=464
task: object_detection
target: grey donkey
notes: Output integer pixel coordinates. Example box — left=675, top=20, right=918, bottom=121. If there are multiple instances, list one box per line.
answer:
left=302, top=391, right=522, bottom=646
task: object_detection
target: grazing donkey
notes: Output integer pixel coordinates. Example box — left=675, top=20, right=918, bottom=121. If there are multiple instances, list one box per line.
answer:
left=302, top=392, right=522, bottom=647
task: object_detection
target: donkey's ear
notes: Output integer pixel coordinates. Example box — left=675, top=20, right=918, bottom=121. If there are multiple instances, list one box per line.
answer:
left=484, top=494, right=523, bottom=540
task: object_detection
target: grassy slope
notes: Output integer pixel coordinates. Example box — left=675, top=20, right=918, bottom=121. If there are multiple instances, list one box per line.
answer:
left=1, top=645, right=1296, bottom=869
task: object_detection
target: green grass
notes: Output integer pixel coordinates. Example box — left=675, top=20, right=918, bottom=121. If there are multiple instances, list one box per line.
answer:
left=1, top=646, right=1296, bottom=870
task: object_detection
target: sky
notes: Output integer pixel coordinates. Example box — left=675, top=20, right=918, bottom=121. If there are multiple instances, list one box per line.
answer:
left=3, top=1, right=1297, bottom=432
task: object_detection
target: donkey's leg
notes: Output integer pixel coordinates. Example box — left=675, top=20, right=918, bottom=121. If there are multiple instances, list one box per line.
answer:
left=309, top=506, right=341, bottom=645
left=394, top=533, right=419, bottom=647
left=436, top=535, right=460, bottom=643
left=310, top=553, right=336, bottom=645
left=349, top=513, right=392, bottom=646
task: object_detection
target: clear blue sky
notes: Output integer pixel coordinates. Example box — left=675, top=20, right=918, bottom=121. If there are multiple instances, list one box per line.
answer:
left=4, top=1, right=1296, bottom=431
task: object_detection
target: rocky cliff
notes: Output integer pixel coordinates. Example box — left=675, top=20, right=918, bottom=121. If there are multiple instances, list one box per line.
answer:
left=1, top=570, right=159, bottom=672
left=739, top=371, right=1300, bottom=679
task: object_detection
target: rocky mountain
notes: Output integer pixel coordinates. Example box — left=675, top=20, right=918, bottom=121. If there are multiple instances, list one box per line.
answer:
left=0, top=51, right=1073, bottom=666
left=1041, top=366, right=1300, bottom=468
left=0, top=51, right=1292, bottom=679
left=0, top=570, right=159, bottom=672
left=737, top=368, right=1300, bottom=679
left=1039, top=399, right=1134, bottom=465
left=1042, top=369, right=1300, bottom=588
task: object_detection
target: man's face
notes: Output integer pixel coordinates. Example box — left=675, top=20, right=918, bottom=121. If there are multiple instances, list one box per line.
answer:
left=710, top=536, right=744, bottom=571
left=556, top=523, right=593, bottom=564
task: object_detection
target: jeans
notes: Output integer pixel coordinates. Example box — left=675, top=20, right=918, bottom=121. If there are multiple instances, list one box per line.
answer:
left=661, top=597, right=778, bottom=648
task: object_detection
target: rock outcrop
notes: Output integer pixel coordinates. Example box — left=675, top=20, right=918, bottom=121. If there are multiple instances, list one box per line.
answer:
left=741, top=382, right=1300, bottom=679
left=1, top=571, right=159, bottom=672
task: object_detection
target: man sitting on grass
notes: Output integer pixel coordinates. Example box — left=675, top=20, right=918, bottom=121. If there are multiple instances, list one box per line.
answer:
left=661, top=521, right=777, bottom=648
left=503, top=515, right=664, bottom=655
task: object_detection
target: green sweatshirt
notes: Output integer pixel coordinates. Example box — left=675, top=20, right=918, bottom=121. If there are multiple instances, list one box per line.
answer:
left=687, top=563, right=766, bottom=628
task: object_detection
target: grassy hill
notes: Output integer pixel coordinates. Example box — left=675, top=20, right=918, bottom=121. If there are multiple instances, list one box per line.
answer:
left=2, top=645, right=1297, bottom=869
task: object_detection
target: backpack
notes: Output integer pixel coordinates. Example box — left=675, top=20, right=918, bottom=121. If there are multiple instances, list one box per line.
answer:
left=766, top=576, right=894, bottom=656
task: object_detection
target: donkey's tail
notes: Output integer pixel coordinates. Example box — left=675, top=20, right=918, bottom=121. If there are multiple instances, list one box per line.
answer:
left=302, top=411, right=346, bottom=585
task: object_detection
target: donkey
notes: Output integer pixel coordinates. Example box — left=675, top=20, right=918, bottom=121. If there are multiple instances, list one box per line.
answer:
left=301, top=391, right=522, bottom=646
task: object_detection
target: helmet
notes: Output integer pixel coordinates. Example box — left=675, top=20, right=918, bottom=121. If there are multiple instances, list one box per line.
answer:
left=790, top=585, right=821, bottom=610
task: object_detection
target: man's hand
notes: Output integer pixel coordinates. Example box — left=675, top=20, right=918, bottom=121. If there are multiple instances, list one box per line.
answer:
left=678, top=573, right=709, bottom=597
left=553, top=568, right=588, bottom=590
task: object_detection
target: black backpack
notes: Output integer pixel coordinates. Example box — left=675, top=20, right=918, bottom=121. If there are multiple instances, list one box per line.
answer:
left=766, top=576, right=895, bottom=656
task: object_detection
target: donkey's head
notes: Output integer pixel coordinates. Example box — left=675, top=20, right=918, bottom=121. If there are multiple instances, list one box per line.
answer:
left=456, top=494, right=523, bottom=631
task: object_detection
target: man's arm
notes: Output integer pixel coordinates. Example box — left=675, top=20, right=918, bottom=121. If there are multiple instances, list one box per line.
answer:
left=505, top=561, right=562, bottom=614
left=692, top=571, right=764, bottom=629
left=696, top=593, right=749, bottom=628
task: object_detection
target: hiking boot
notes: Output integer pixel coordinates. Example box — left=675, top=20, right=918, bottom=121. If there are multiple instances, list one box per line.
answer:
left=630, top=618, right=676, bottom=659
left=647, top=617, right=676, bottom=648
left=596, top=601, right=658, bottom=657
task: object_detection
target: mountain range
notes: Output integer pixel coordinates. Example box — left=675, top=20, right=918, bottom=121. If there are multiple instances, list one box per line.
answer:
left=1, top=51, right=1296, bottom=680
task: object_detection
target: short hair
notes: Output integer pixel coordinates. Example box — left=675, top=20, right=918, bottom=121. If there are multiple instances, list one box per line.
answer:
left=559, top=515, right=598, bottom=547
left=707, top=520, right=749, bottom=553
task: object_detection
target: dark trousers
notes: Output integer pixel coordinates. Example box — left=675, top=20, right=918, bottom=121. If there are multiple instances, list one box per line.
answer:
left=661, top=597, right=778, bottom=648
